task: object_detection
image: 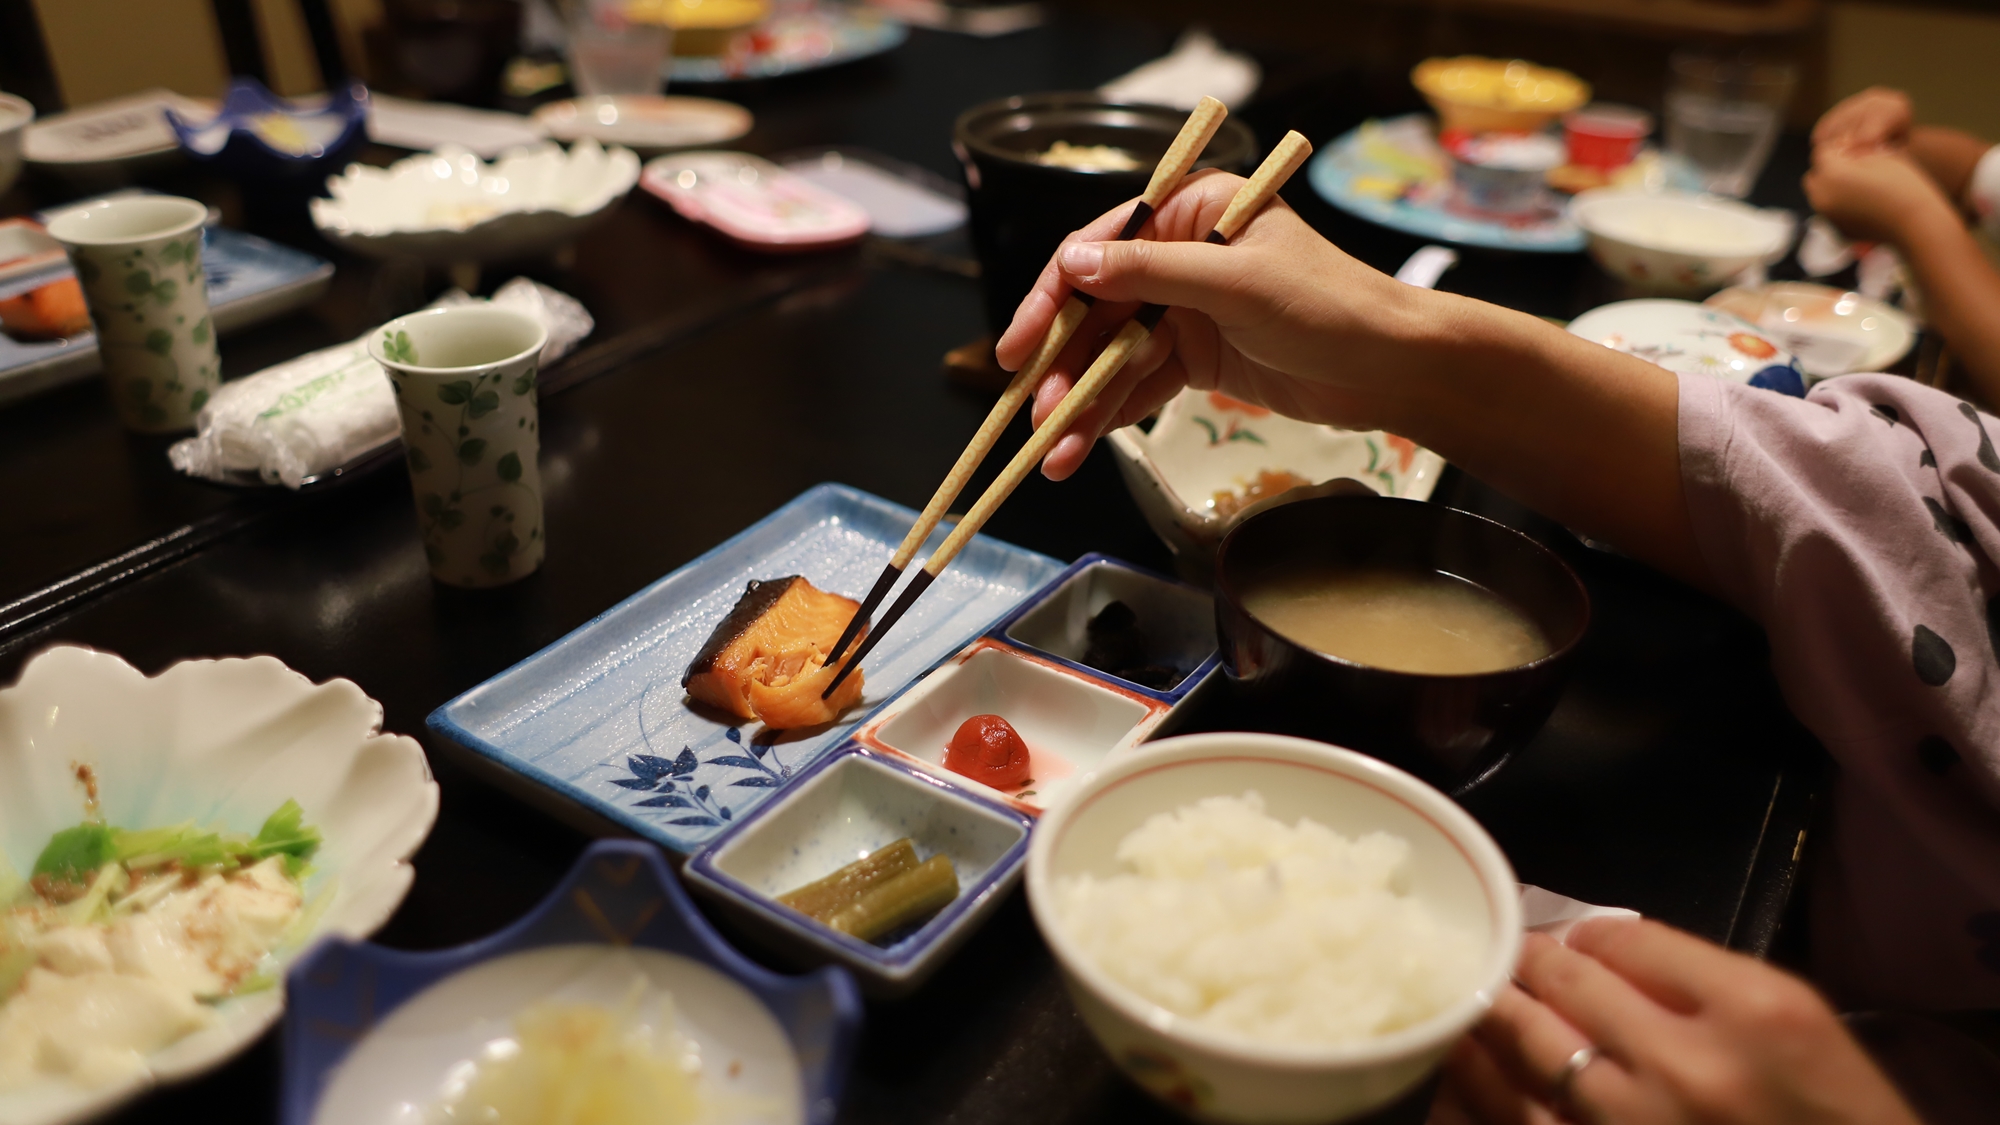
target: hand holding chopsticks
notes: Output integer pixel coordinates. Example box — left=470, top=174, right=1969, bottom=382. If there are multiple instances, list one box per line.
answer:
left=822, top=129, right=1315, bottom=698
left=818, top=96, right=1231, bottom=671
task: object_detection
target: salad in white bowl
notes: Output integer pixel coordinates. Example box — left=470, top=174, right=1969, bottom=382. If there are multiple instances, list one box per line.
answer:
left=0, top=646, right=437, bottom=1125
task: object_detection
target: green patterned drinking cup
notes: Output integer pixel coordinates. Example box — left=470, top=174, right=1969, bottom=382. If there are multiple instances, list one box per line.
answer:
left=368, top=305, right=549, bottom=588
left=46, top=195, right=221, bottom=433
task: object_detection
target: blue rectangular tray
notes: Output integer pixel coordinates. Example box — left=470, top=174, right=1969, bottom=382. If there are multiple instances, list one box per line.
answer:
left=0, top=225, right=335, bottom=405
left=428, top=483, right=1066, bottom=855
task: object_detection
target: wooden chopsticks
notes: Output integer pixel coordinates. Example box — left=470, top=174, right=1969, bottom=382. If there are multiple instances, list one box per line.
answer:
left=822, top=129, right=1315, bottom=699
left=818, top=96, right=1232, bottom=672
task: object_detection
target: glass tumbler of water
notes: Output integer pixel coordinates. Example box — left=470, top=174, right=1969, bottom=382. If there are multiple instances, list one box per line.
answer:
left=1664, top=52, right=1797, bottom=198
left=566, top=0, right=671, bottom=97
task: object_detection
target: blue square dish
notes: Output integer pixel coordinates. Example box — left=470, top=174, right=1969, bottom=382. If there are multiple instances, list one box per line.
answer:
left=283, top=839, right=862, bottom=1125
left=989, top=552, right=1221, bottom=701
left=684, top=744, right=1033, bottom=998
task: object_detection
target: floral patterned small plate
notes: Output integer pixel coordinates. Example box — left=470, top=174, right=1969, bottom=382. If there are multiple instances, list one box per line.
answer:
left=1106, top=389, right=1447, bottom=580
left=1566, top=298, right=1806, bottom=395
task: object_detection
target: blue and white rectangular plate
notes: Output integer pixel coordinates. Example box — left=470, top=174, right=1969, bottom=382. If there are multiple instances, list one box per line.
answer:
left=428, top=483, right=1065, bottom=855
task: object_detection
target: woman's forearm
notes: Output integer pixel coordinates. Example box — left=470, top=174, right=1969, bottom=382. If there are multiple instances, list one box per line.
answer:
left=1382, top=292, right=1708, bottom=589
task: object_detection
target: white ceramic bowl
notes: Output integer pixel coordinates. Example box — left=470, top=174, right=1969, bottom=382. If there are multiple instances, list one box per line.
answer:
left=1026, top=733, right=1520, bottom=1125
left=311, top=139, right=639, bottom=266
left=1107, top=389, right=1446, bottom=582
left=0, top=646, right=438, bottom=1125
left=0, top=93, right=33, bottom=198
left=1569, top=189, right=1793, bottom=296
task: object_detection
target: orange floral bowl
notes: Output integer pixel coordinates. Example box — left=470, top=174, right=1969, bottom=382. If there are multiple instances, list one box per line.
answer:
left=1106, top=388, right=1446, bottom=583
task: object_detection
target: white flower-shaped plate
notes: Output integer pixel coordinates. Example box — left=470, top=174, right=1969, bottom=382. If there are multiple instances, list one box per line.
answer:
left=310, top=139, right=639, bottom=265
left=0, top=646, right=438, bottom=1125
left=1107, top=388, right=1446, bottom=580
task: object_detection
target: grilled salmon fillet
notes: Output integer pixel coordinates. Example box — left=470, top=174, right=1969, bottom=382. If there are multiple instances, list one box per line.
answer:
left=683, top=576, right=866, bottom=729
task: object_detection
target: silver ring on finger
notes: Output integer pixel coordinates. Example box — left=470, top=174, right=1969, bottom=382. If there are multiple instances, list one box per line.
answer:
left=1552, top=1045, right=1599, bottom=1105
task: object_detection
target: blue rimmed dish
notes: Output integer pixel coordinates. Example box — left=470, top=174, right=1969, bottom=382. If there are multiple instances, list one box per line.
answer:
left=990, top=552, right=1221, bottom=703
left=166, top=77, right=368, bottom=184
left=855, top=640, right=1167, bottom=814
left=684, top=744, right=1033, bottom=998
left=283, top=838, right=862, bottom=1125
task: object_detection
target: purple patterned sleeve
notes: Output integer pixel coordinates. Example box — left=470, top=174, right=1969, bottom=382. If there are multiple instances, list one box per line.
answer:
left=1678, top=372, right=2000, bottom=1008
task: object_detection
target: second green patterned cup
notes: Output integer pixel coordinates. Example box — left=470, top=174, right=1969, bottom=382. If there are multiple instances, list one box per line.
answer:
left=369, top=305, right=549, bottom=588
left=46, top=195, right=220, bottom=432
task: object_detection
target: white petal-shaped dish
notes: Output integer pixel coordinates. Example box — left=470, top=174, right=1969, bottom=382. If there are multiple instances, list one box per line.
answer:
left=0, top=646, right=438, bottom=1125
left=1108, top=388, right=1446, bottom=581
left=310, top=139, right=639, bottom=265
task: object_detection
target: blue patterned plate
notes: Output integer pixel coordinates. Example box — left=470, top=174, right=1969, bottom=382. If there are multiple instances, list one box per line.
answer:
left=1308, top=114, right=1586, bottom=254
left=668, top=9, right=906, bottom=83
left=428, top=483, right=1064, bottom=854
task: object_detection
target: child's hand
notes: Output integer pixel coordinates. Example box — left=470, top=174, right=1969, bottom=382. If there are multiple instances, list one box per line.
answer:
left=1813, top=87, right=1913, bottom=154
left=1803, top=146, right=1957, bottom=242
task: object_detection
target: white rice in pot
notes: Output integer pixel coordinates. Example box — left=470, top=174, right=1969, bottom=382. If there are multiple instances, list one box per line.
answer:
left=1050, top=791, right=1481, bottom=1047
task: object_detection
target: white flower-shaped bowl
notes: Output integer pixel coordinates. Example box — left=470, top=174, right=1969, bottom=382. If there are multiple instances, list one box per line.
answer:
left=0, top=646, right=438, bottom=1125
left=310, top=140, right=639, bottom=266
left=1107, top=389, right=1446, bottom=582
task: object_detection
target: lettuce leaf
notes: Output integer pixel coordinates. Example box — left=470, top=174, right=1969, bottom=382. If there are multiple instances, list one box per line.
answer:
left=32, top=824, right=116, bottom=884
left=28, top=801, right=323, bottom=887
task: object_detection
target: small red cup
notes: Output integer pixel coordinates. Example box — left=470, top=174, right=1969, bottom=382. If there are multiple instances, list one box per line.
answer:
left=1564, top=104, right=1653, bottom=170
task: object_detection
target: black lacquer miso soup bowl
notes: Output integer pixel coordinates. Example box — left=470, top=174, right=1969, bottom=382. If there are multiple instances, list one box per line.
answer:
left=1214, top=495, right=1590, bottom=794
left=952, top=92, right=1255, bottom=336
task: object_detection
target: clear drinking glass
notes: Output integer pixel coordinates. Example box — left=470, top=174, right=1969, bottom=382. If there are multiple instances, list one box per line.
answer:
left=566, top=1, right=671, bottom=97
left=1664, top=52, right=1797, bottom=198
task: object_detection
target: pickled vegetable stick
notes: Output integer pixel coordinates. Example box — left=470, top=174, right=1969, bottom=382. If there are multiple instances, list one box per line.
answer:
left=777, top=837, right=918, bottom=920
left=824, top=854, right=959, bottom=942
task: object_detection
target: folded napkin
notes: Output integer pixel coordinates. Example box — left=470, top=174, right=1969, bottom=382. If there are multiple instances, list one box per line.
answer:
left=169, top=278, right=590, bottom=489
left=1520, top=884, right=1641, bottom=942
left=1099, top=29, right=1261, bottom=112
left=367, top=95, right=547, bottom=159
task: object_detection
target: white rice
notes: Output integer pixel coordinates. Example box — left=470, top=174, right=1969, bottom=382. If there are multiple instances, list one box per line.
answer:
left=1051, top=791, right=1481, bottom=1047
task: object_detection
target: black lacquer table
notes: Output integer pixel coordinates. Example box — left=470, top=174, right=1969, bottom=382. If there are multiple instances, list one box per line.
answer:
left=0, top=13, right=1824, bottom=1124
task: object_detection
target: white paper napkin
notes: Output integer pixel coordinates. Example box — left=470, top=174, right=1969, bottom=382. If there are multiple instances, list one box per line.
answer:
left=367, top=95, right=548, bottom=159
left=1099, top=29, right=1261, bottom=111
left=1520, top=884, right=1641, bottom=942
left=169, top=278, right=591, bottom=489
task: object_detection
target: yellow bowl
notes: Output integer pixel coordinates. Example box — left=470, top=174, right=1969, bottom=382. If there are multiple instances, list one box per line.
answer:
left=1412, top=56, right=1589, bottom=135
left=628, top=0, right=769, bottom=55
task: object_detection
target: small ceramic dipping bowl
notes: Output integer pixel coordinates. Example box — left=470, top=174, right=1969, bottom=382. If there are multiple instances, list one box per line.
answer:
left=1214, top=495, right=1589, bottom=792
left=684, top=745, right=1034, bottom=998
left=953, top=92, right=1255, bottom=335
left=1027, top=732, right=1522, bottom=1124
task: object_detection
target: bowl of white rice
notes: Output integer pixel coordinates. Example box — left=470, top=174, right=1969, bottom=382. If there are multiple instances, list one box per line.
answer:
left=1570, top=188, right=1794, bottom=296
left=1025, top=733, right=1519, bottom=1124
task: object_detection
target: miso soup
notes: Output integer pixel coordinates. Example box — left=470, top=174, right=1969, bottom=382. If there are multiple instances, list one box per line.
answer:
left=1242, top=566, right=1550, bottom=675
